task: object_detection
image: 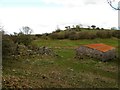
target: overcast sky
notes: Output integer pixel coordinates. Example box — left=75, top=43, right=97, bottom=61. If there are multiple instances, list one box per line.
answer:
left=0, top=0, right=118, bottom=34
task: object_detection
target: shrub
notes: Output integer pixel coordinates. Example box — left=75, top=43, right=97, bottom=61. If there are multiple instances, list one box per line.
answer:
left=16, top=44, right=28, bottom=56
left=69, top=33, right=79, bottom=40
left=16, top=34, right=33, bottom=46
left=2, top=35, right=17, bottom=56
left=57, top=34, right=65, bottom=39
left=35, top=34, right=42, bottom=38
left=55, top=29, right=61, bottom=33
left=87, top=33, right=97, bottom=39
left=112, top=30, right=120, bottom=38
left=50, top=33, right=58, bottom=39
left=96, top=30, right=112, bottom=38
left=64, top=32, right=70, bottom=39
left=50, top=33, right=65, bottom=39
left=68, top=31, right=79, bottom=40
left=96, top=27, right=100, bottom=30
left=78, top=32, right=96, bottom=39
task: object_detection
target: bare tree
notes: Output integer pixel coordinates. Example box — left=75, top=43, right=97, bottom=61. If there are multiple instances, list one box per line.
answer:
left=0, top=25, right=5, bottom=35
left=20, top=26, right=33, bottom=35
left=87, top=26, right=91, bottom=30
left=79, top=24, right=83, bottom=28
left=107, top=0, right=120, bottom=10
left=0, top=25, right=4, bottom=31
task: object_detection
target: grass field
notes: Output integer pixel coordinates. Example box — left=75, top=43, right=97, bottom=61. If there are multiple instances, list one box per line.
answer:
left=2, top=38, right=119, bottom=88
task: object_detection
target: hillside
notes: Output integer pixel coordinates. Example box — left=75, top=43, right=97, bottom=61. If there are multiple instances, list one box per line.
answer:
left=2, top=35, right=119, bottom=88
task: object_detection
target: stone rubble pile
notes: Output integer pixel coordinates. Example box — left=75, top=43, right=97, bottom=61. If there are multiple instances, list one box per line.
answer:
left=15, top=45, right=58, bottom=57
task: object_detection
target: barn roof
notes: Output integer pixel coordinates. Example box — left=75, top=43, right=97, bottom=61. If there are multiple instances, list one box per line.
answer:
left=84, top=43, right=115, bottom=52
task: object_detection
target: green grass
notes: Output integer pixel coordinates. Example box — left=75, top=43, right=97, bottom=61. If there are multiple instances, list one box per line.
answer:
left=32, top=38, right=118, bottom=48
left=3, top=38, right=119, bottom=88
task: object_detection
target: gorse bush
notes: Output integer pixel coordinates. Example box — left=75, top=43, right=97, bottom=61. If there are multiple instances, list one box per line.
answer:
left=12, top=34, right=33, bottom=46
left=2, top=32, right=34, bottom=57
left=96, top=30, right=112, bottom=38
left=2, top=35, right=17, bottom=56
left=50, top=33, right=65, bottom=39
left=77, top=32, right=96, bottom=39
left=49, top=33, right=59, bottom=39
left=35, top=34, right=42, bottom=38
left=49, top=30, right=119, bottom=40
left=112, top=30, right=120, bottom=38
left=64, top=32, right=70, bottom=39
left=69, top=33, right=79, bottom=40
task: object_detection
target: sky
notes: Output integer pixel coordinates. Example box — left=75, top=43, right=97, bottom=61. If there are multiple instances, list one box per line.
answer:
left=0, top=0, right=119, bottom=34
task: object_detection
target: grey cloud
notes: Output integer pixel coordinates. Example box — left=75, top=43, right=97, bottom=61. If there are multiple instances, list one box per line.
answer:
left=84, top=0, right=102, bottom=5
left=84, top=1, right=97, bottom=5
left=39, top=24, right=49, bottom=27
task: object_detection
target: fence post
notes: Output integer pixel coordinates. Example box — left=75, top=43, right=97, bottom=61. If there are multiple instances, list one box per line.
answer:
left=0, top=31, right=2, bottom=89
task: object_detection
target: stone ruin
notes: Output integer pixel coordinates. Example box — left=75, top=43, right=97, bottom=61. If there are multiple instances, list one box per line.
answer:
left=75, top=44, right=117, bottom=62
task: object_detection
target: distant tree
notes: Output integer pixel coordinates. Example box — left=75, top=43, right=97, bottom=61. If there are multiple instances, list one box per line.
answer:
left=44, top=33, right=49, bottom=36
left=0, top=25, right=4, bottom=31
left=55, top=26, right=61, bottom=33
left=65, top=26, right=68, bottom=30
left=71, top=25, right=76, bottom=30
left=35, top=34, right=42, bottom=38
left=76, top=25, right=80, bottom=28
left=13, top=32, right=18, bottom=36
left=68, top=26, right=70, bottom=29
left=56, top=25, right=61, bottom=32
left=101, top=28, right=104, bottom=30
left=18, top=32, right=24, bottom=36
left=118, top=26, right=120, bottom=30
left=96, top=27, right=100, bottom=30
left=72, top=25, right=75, bottom=28
left=65, top=26, right=71, bottom=30
left=20, top=26, right=33, bottom=35
left=111, top=27, right=117, bottom=30
left=87, top=26, right=91, bottom=30
left=79, top=24, right=83, bottom=28
left=76, top=25, right=81, bottom=31
left=91, top=25, right=96, bottom=29
left=0, top=25, right=5, bottom=35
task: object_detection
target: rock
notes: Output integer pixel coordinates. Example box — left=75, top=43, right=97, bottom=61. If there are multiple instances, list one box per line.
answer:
left=99, top=62, right=102, bottom=64
left=12, top=69, right=16, bottom=72
left=3, top=79, right=5, bottom=82
left=50, top=61, right=54, bottom=64
left=70, top=68, right=74, bottom=71
left=42, top=75, right=47, bottom=79
left=67, top=68, right=74, bottom=72
left=95, top=77, right=99, bottom=80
